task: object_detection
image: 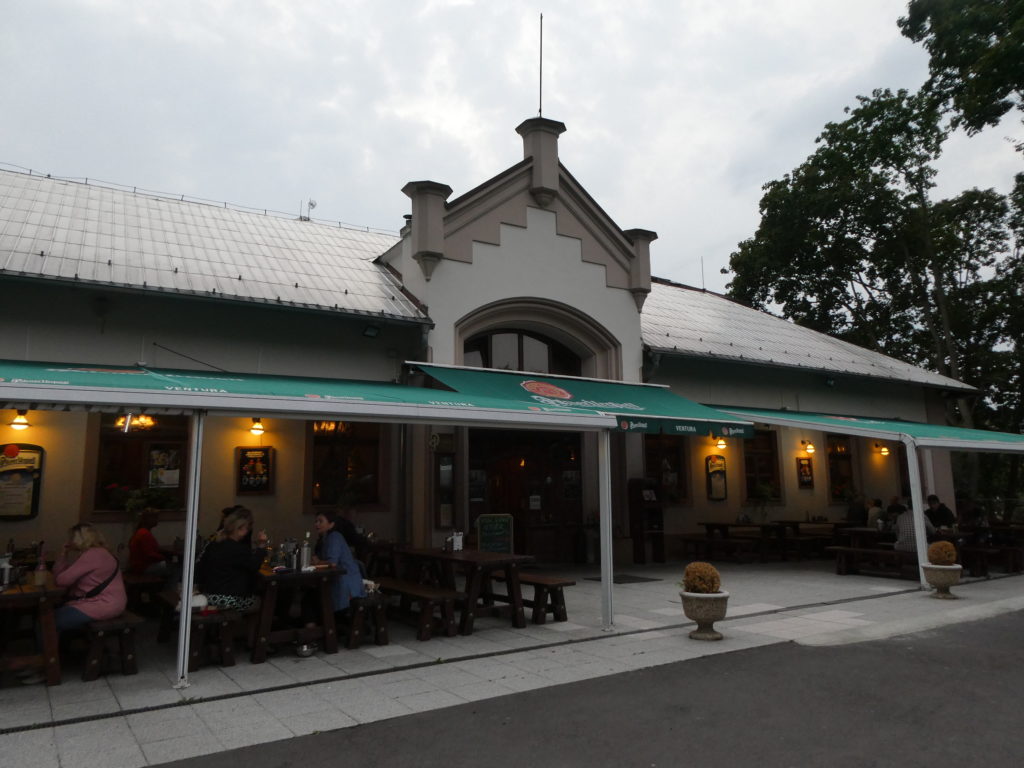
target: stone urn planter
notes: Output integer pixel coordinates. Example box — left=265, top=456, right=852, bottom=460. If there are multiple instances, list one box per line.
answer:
left=680, top=561, right=728, bottom=640
left=921, top=563, right=962, bottom=599
left=680, top=589, right=730, bottom=640
left=922, top=541, right=961, bottom=599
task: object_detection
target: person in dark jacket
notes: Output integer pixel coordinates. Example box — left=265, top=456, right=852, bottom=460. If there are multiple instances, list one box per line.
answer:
left=196, top=508, right=267, bottom=611
left=925, top=494, right=956, bottom=528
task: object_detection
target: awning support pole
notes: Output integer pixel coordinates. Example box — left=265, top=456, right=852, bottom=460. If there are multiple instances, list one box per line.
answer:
left=174, top=410, right=206, bottom=688
left=598, top=429, right=614, bottom=629
left=902, top=436, right=930, bottom=589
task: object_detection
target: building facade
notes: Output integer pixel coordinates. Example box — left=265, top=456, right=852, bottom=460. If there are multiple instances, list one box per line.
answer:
left=0, top=117, right=975, bottom=564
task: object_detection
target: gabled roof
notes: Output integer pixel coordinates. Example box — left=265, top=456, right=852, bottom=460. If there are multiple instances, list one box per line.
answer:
left=642, top=279, right=975, bottom=392
left=0, top=169, right=424, bottom=324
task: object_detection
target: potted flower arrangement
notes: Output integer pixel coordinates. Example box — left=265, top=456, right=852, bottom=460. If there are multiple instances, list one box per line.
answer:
left=921, top=540, right=961, bottom=599
left=679, top=561, right=729, bottom=640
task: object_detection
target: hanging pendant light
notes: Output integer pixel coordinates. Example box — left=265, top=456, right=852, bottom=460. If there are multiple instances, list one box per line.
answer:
left=9, top=410, right=30, bottom=430
left=250, top=418, right=265, bottom=436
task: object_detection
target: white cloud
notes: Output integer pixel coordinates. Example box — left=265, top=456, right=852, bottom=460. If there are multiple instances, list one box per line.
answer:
left=1, top=0, right=1019, bottom=293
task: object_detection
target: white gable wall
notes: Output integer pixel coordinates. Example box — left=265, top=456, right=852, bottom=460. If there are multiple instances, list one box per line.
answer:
left=416, top=207, right=643, bottom=378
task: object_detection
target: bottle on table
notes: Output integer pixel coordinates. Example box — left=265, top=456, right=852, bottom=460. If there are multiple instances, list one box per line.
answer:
left=34, top=542, right=48, bottom=587
left=299, top=531, right=312, bottom=569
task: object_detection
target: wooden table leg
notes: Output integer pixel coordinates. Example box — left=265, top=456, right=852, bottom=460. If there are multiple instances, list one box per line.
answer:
left=504, top=563, right=527, bottom=629
left=38, top=596, right=61, bottom=686
left=459, top=565, right=482, bottom=635
left=318, top=574, right=338, bottom=654
left=250, top=580, right=278, bottom=663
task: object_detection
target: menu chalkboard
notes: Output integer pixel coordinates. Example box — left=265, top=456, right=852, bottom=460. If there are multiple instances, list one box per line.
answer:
left=476, top=514, right=514, bottom=554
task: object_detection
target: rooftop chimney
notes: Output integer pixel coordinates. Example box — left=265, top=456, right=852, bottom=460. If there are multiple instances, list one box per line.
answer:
left=402, top=181, right=452, bottom=281
left=515, top=117, right=566, bottom=207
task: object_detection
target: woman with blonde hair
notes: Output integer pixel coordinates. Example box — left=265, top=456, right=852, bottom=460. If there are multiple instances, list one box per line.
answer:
left=53, top=522, right=127, bottom=632
left=196, top=507, right=267, bottom=611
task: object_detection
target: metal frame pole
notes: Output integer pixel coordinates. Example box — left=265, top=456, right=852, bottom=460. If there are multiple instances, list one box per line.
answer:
left=598, top=429, right=614, bottom=629
left=174, top=411, right=206, bottom=688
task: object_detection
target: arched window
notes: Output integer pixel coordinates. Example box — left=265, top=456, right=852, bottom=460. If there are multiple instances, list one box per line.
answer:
left=463, top=330, right=581, bottom=376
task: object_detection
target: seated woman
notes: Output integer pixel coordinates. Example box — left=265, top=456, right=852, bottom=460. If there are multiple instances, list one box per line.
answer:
left=127, top=508, right=167, bottom=575
left=196, top=507, right=267, bottom=611
left=312, top=512, right=366, bottom=617
left=53, top=523, right=127, bottom=633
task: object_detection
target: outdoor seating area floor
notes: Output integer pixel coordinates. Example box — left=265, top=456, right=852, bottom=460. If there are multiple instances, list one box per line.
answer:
left=3, top=559, right=1023, bottom=768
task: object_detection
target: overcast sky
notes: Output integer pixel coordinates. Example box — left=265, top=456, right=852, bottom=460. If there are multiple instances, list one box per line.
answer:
left=2, top=1, right=1020, bottom=294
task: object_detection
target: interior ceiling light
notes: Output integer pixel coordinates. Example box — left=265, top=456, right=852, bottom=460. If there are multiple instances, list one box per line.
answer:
left=115, top=414, right=155, bottom=430
left=9, top=410, right=30, bottom=430
left=250, top=417, right=265, bottom=436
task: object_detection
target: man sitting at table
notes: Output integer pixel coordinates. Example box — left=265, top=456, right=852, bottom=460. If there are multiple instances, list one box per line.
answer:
left=894, top=507, right=935, bottom=554
left=925, top=495, right=956, bottom=529
left=127, top=508, right=167, bottom=575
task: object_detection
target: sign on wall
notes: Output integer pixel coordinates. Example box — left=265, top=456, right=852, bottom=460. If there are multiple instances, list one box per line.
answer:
left=0, top=443, right=44, bottom=520
left=236, top=446, right=274, bottom=495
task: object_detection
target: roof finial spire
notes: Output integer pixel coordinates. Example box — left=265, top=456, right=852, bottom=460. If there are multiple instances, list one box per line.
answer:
left=538, top=13, right=544, bottom=117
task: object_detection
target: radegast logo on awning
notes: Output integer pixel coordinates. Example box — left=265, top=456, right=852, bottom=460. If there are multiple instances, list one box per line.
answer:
left=720, top=425, right=748, bottom=437
left=520, top=380, right=645, bottom=412
left=619, top=419, right=649, bottom=431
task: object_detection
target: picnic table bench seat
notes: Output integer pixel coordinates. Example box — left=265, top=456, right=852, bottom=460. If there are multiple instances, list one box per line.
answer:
left=82, top=610, right=145, bottom=682
left=825, top=546, right=918, bottom=578
left=156, top=591, right=242, bottom=671
left=346, top=592, right=389, bottom=649
left=490, top=570, right=575, bottom=624
left=376, top=576, right=463, bottom=641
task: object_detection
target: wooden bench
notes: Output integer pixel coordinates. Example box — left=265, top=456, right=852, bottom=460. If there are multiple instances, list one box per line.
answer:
left=82, top=610, right=145, bottom=682
left=825, top=546, right=918, bottom=578
left=491, top=571, right=575, bottom=624
left=346, top=592, right=389, bottom=649
left=122, top=571, right=166, bottom=615
left=156, top=591, right=242, bottom=671
left=377, top=577, right=463, bottom=641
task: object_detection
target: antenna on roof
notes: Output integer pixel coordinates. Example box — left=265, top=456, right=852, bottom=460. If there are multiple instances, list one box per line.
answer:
left=701, top=256, right=706, bottom=291
left=299, top=199, right=317, bottom=222
left=538, top=13, right=543, bottom=117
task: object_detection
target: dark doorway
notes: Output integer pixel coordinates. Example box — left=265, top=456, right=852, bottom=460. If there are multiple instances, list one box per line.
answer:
left=468, top=429, right=584, bottom=563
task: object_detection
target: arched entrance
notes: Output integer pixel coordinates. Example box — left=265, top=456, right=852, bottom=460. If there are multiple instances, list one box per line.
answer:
left=455, top=299, right=621, bottom=562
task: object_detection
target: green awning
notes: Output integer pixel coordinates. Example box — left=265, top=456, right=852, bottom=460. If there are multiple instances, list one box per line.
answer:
left=0, top=359, right=616, bottom=430
left=416, top=364, right=754, bottom=437
left=722, top=407, right=1024, bottom=453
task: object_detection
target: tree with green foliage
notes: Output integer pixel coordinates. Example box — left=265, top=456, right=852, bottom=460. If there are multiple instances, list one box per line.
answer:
left=899, top=0, right=1024, bottom=147
left=727, top=88, right=1022, bottom=499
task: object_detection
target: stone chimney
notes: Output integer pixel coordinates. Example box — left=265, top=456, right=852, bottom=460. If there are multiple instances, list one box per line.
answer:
left=623, top=228, right=657, bottom=311
left=401, top=180, right=452, bottom=281
left=515, top=117, right=566, bottom=207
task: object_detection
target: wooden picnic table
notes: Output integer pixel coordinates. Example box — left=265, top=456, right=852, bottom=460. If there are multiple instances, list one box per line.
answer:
left=697, top=521, right=791, bottom=561
left=250, top=565, right=338, bottom=663
left=395, top=547, right=535, bottom=635
left=0, top=575, right=64, bottom=685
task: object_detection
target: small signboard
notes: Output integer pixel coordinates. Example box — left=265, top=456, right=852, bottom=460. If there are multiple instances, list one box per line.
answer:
left=476, top=513, right=514, bottom=554
left=0, top=443, right=44, bottom=520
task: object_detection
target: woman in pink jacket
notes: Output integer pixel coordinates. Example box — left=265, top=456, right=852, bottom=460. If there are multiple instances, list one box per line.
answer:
left=52, top=523, right=127, bottom=632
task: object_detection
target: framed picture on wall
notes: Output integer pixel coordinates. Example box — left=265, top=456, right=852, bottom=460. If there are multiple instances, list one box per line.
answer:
left=0, top=443, right=44, bottom=520
left=796, top=457, right=814, bottom=489
left=236, top=446, right=274, bottom=495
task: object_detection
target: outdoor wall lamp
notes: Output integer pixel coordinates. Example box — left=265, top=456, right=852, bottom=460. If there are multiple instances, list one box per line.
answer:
left=250, top=417, right=265, bottom=436
left=9, top=410, right=30, bottom=430
left=715, top=437, right=727, bottom=450
left=875, top=443, right=890, bottom=456
left=801, top=440, right=815, bottom=454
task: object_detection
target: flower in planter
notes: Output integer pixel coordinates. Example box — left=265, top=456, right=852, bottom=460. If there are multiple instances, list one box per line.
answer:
left=927, top=540, right=957, bottom=566
left=681, top=561, right=721, bottom=593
